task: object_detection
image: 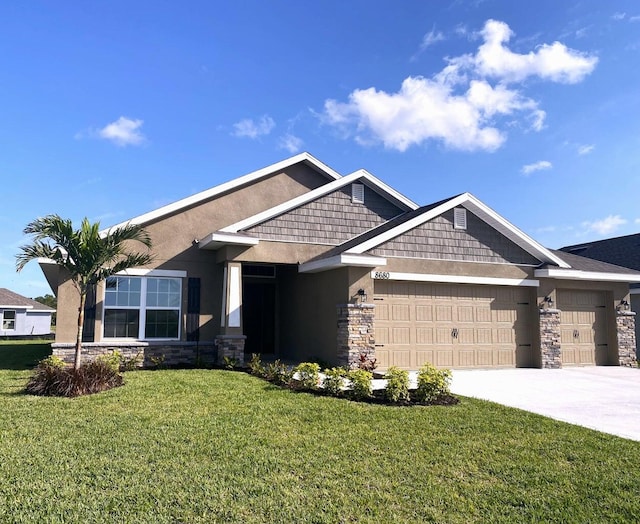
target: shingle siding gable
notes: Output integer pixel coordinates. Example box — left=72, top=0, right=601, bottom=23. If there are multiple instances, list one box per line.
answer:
left=369, top=209, right=540, bottom=265
left=245, top=185, right=403, bottom=245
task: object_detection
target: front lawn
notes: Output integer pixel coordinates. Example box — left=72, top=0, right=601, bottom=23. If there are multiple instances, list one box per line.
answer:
left=1, top=346, right=639, bottom=522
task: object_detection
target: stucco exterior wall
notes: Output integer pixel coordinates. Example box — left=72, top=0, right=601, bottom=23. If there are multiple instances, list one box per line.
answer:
left=54, top=163, right=332, bottom=344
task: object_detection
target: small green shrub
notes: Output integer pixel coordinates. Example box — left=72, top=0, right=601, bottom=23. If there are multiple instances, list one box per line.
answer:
left=322, top=367, right=347, bottom=395
left=38, top=355, right=66, bottom=369
left=293, top=362, right=321, bottom=390
left=223, top=356, right=239, bottom=370
left=248, top=353, right=265, bottom=377
left=348, top=369, right=372, bottom=400
left=149, top=354, right=166, bottom=369
left=120, top=352, right=142, bottom=371
left=415, top=363, right=452, bottom=403
left=26, top=360, right=124, bottom=397
left=267, top=360, right=294, bottom=387
left=96, top=350, right=122, bottom=372
left=384, top=366, right=410, bottom=403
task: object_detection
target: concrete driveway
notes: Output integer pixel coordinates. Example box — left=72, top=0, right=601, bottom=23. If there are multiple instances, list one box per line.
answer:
left=449, top=367, right=640, bottom=441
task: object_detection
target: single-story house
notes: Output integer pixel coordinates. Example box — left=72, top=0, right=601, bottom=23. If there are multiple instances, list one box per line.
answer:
left=41, top=153, right=639, bottom=369
left=561, top=234, right=640, bottom=357
left=0, top=288, right=55, bottom=337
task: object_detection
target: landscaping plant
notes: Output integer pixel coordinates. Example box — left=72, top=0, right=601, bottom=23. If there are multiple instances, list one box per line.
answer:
left=415, top=362, right=452, bottom=403
left=384, top=366, right=410, bottom=403
left=322, top=367, right=347, bottom=395
left=293, top=362, right=320, bottom=390
left=348, top=369, right=372, bottom=399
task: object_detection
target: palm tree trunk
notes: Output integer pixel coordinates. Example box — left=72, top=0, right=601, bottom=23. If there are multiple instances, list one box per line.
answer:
left=74, top=292, right=87, bottom=370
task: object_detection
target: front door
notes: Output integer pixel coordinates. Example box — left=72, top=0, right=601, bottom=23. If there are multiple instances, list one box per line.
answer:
left=243, top=280, right=276, bottom=354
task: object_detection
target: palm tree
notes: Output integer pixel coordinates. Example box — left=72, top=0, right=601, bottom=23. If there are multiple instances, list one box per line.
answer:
left=16, top=215, right=153, bottom=369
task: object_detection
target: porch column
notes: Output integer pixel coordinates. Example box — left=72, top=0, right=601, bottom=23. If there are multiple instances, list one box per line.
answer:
left=616, top=310, right=637, bottom=367
left=336, top=303, right=375, bottom=368
left=216, top=262, right=246, bottom=364
left=539, top=307, right=562, bottom=369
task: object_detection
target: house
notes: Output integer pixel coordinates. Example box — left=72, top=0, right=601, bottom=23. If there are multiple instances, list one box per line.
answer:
left=0, top=288, right=55, bottom=337
left=41, top=153, right=639, bottom=369
left=561, top=234, right=640, bottom=357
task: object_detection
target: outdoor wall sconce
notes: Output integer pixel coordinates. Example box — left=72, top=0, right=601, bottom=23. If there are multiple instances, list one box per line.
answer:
left=543, top=296, right=554, bottom=308
left=618, top=299, right=630, bottom=311
left=357, top=288, right=367, bottom=303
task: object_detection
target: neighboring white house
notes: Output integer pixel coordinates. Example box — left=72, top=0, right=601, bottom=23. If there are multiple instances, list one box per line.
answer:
left=0, top=288, right=54, bottom=337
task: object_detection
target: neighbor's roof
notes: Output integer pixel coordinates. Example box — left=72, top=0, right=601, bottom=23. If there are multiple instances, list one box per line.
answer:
left=560, top=233, right=640, bottom=272
left=0, top=288, right=55, bottom=311
left=546, top=250, right=640, bottom=276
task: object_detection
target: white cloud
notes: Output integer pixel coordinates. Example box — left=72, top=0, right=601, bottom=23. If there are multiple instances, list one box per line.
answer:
left=612, top=12, right=626, bottom=21
left=98, top=117, right=145, bottom=146
left=278, top=134, right=304, bottom=153
left=232, top=115, right=275, bottom=139
left=420, top=28, right=445, bottom=50
left=472, top=20, right=598, bottom=84
left=630, top=15, right=640, bottom=22
left=578, top=144, right=595, bottom=155
left=322, top=19, right=596, bottom=152
left=582, top=215, right=627, bottom=235
left=521, top=160, right=552, bottom=175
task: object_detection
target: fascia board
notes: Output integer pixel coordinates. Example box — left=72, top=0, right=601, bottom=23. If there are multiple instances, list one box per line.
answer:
left=0, top=305, right=33, bottom=309
left=198, top=232, right=260, bottom=250
left=102, top=152, right=342, bottom=233
left=534, top=268, right=640, bottom=282
left=117, top=269, right=188, bottom=278
left=372, top=271, right=539, bottom=287
left=298, top=254, right=387, bottom=274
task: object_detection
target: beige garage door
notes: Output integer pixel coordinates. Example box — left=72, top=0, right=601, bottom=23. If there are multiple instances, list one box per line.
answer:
left=374, top=280, right=534, bottom=369
left=557, top=290, right=609, bottom=366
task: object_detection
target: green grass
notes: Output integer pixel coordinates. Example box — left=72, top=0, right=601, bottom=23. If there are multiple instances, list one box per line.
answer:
left=1, top=344, right=639, bottom=522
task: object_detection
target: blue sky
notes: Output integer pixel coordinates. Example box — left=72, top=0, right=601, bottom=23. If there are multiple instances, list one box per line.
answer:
left=2, top=1, right=640, bottom=299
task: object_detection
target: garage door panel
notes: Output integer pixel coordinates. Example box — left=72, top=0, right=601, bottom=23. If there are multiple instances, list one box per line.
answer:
left=376, top=303, right=389, bottom=321
left=375, top=327, right=389, bottom=345
left=374, top=282, right=534, bottom=369
left=376, top=349, right=389, bottom=369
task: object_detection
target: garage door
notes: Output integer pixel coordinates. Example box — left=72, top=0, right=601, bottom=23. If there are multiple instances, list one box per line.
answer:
left=557, top=290, right=609, bottom=366
left=374, top=281, right=534, bottom=369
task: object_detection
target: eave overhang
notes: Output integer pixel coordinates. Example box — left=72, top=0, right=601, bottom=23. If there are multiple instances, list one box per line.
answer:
left=534, top=268, right=640, bottom=283
left=298, top=254, right=387, bottom=274
left=198, top=232, right=259, bottom=251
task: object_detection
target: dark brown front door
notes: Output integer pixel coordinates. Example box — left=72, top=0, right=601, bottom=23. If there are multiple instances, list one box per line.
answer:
left=243, top=281, right=275, bottom=354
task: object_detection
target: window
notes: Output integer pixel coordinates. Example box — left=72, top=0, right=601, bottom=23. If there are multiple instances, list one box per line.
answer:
left=2, top=310, right=15, bottom=330
left=103, top=276, right=181, bottom=339
left=352, top=183, right=365, bottom=204
left=454, top=207, right=467, bottom=230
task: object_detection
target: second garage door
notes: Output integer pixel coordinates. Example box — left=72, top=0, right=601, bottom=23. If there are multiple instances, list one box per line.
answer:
left=557, top=289, right=609, bottom=366
left=374, top=280, right=535, bottom=369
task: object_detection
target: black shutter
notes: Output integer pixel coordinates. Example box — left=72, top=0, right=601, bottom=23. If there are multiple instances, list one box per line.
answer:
left=186, top=277, right=201, bottom=342
left=82, top=283, right=97, bottom=342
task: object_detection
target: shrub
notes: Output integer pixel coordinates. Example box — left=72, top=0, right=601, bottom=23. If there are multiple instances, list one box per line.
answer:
left=415, top=363, right=452, bottom=403
left=322, top=367, right=347, bottom=395
left=384, top=366, right=410, bottom=403
left=38, top=355, right=66, bottom=369
left=120, top=352, right=142, bottom=372
left=353, top=352, right=377, bottom=372
left=348, top=369, right=372, bottom=400
left=26, top=359, right=124, bottom=397
left=149, top=354, right=166, bottom=369
left=223, top=356, right=239, bottom=370
left=96, top=350, right=122, bottom=372
left=248, top=353, right=265, bottom=377
left=267, top=360, right=294, bottom=387
left=293, top=362, right=321, bottom=390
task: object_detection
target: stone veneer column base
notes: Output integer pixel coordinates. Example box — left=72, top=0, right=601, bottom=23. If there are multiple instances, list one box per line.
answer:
left=215, top=335, right=246, bottom=365
left=616, top=311, right=637, bottom=367
left=336, top=303, right=375, bottom=368
left=539, top=308, right=562, bottom=369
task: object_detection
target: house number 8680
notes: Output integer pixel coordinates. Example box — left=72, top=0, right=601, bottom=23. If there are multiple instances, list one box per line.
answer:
left=374, top=272, right=390, bottom=279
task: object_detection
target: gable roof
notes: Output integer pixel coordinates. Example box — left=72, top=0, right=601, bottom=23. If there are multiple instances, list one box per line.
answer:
left=106, top=152, right=343, bottom=232
left=343, top=193, right=568, bottom=265
left=560, top=233, right=640, bottom=272
left=215, top=169, right=417, bottom=236
left=300, top=193, right=569, bottom=273
left=0, top=288, right=55, bottom=311
left=533, top=249, right=640, bottom=282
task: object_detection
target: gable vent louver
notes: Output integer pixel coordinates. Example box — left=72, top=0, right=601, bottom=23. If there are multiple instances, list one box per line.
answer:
left=454, top=207, right=467, bottom=230
left=352, top=183, right=365, bottom=204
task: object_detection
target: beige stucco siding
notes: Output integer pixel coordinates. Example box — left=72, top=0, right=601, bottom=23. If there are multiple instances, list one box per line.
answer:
left=54, top=163, right=332, bottom=344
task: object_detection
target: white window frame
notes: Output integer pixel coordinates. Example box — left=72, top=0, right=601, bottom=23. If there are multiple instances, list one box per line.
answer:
left=2, top=310, right=16, bottom=330
left=102, top=276, right=182, bottom=341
